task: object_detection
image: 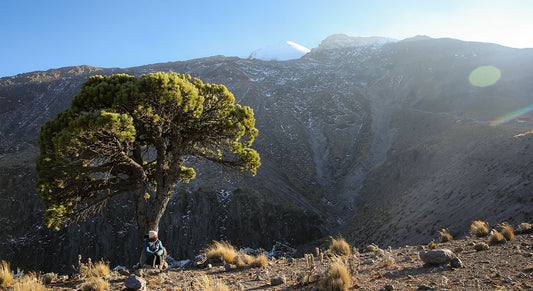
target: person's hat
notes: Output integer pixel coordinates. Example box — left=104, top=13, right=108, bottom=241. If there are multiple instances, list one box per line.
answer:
left=148, top=231, right=157, bottom=239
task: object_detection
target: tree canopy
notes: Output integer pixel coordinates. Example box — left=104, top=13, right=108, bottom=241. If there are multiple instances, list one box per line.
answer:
left=36, top=72, right=260, bottom=236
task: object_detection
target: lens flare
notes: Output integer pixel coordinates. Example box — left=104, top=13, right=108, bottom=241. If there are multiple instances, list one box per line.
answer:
left=489, top=104, right=533, bottom=127
left=469, top=66, right=501, bottom=87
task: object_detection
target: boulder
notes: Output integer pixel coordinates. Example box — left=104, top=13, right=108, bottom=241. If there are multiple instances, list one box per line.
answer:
left=419, top=249, right=454, bottom=265
left=125, top=275, right=147, bottom=290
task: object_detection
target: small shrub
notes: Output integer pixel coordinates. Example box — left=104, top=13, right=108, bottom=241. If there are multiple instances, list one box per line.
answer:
left=329, top=236, right=351, bottom=256
left=318, top=262, right=351, bottom=291
left=365, top=244, right=379, bottom=253
left=43, top=272, right=58, bottom=284
left=470, top=221, right=489, bottom=237
left=80, top=277, right=110, bottom=291
left=499, top=223, right=515, bottom=241
left=516, top=222, right=532, bottom=234
left=438, top=229, right=453, bottom=242
left=203, top=241, right=237, bottom=264
left=427, top=241, right=437, bottom=249
left=474, top=242, right=489, bottom=251
left=489, top=231, right=506, bottom=244
left=76, top=256, right=110, bottom=278
left=0, top=260, right=13, bottom=287
left=12, top=273, right=46, bottom=291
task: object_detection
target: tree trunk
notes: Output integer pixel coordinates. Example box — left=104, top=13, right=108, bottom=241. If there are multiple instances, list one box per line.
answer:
left=133, top=180, right=176, bottom=248
left=133, top=185, right=149, bottom=245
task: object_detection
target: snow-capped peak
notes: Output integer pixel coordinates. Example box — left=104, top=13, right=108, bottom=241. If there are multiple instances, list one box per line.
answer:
left=249, top=41, right=311, bottom=61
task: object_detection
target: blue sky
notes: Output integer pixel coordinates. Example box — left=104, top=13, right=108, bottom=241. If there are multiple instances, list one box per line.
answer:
left=1, top=0, right=532, bottom=77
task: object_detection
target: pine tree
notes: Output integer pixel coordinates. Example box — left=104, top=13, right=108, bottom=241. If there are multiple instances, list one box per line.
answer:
left=35, top=72, right=260, bottom=240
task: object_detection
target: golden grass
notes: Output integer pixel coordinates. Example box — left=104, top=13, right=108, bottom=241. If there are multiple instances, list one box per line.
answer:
left=11, top=273, right=46, bottom=291
left=203, top=241, right=237, bottom=264
left=329, top=236, right=351, bottom=256
left=470, top=221, right=489, bottom=237
left=76, top=256, right=110, bottom=278
left=0, top=260, right=13, bottom=287
left=499, top=223, right=515, bottom=241
left=196, top=275, right=229, bottom=291
left=234, top=252, right=267, bottom=268
left=91, top=261, right=110, bottom=277
left=318, top=262, right=351, bottom=291
left=249, top=254, right=268, bottom=268
left=489, top=231, right=506, bottom=244
left=80, top=277, right=110, bottom=291
left=438, top=228, right=453, bottom=242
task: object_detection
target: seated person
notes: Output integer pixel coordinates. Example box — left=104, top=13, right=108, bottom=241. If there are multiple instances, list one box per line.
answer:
left=144, top=230, right=164, bottom=268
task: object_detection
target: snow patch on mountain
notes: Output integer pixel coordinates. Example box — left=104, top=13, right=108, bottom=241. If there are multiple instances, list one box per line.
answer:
left=249, top=41, right=311, bottom=61
left=315, top=34, right=396, bottom=51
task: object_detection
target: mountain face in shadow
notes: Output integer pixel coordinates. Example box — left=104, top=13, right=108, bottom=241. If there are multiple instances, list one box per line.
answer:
left=1, top=35, right=532, bottom=272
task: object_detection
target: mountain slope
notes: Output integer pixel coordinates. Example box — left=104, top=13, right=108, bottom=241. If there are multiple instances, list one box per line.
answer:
left=1, top=35, right=532, bottom=272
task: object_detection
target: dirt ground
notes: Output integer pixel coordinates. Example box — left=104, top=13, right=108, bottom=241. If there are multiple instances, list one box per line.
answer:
left=47, top=233, right=533, bottom=290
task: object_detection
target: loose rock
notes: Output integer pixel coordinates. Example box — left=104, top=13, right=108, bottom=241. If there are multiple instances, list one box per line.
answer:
left=271, top=276, right=286, bottom=286
left=419, top=249, right=455, bottom=265
left=125, top=275, right=147, bottom=290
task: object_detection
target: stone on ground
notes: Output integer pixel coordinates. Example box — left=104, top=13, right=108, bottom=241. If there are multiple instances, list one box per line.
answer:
left=419, top=249, right=455, bottom=265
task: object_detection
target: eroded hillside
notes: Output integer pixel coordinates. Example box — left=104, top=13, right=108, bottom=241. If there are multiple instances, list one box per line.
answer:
left=1, top=35, right=532, bottom=272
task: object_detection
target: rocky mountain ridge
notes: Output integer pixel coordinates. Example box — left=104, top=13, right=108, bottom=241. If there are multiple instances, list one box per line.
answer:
left=1, top=35, right=532, bottom=272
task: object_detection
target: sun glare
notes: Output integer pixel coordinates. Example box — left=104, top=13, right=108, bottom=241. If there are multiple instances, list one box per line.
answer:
left=490, top=104, right=533, bottom=127
left=469, top=66, right=501, bottom=87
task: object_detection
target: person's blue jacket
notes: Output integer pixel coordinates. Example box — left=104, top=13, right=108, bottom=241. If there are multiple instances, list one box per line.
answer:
left=144, top=239, right=164, bottom=257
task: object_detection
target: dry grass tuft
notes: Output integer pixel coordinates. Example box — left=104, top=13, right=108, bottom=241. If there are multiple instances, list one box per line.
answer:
left=438, top=229, right=453, bottom=242
left=427, top=241, right=437, bottom=249
left=318, top=262, right=351, bottom=291
left=203, top=241, right=237, bottom=264
left=235, top=252, right=252, bottom=268
left=329, top=236, right=351, bottom=256
left=196, top=275, right=229, bottom=291
left=91, top=261, right=110, bottom=277
left=249, top=254, right=268, bottom=268
left=80, top=277, right=110, bottom=291
left=489, top=231, right=506, bottom=244
left=470, top=221, right=489, bottom=237
left=76, top=256, right=110, bottom=278
left=499, top=222, right=515, bottom=241
left=11, top=273, right=46, bottom=291
left=0, top=260, right=13, bottom=287
left=235, top=252, right=267, bottom=268
left=516, top=222, right=532, bottom=234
